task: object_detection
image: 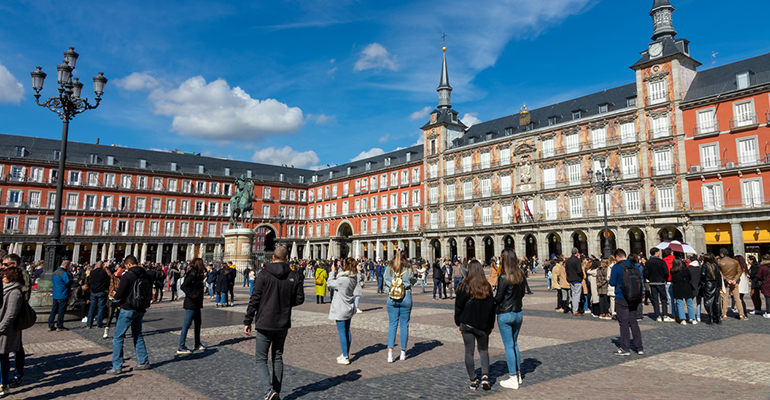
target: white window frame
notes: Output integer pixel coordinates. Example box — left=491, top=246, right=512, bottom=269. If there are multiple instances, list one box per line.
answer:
left=657, top=187, right=676, bottom=212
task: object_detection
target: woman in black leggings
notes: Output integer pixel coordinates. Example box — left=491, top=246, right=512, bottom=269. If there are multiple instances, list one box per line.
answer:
left=454, top=261, right=496, bottom=391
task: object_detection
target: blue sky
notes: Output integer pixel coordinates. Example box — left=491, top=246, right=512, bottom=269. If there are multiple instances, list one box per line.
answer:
left=1, top=0, right=769, bottom=169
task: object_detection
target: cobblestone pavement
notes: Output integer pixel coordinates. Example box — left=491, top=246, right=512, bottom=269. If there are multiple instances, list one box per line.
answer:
left=8, top=274, right=770, bottom=399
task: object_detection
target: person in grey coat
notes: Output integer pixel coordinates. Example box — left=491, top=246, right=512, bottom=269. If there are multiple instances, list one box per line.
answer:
left=0, top=268, right=24, bottom=395
left=328, top=258, right=358, bottom=365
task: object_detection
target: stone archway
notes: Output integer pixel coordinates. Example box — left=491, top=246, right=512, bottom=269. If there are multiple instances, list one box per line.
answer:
left=598, top=229, right=617, bottom=258
left=483, top=236, right=494, bottom=264
left=465, top=237, right=476, bottom=260
left=571, top=230, right=588, bottom=256
left=547, top=233, right=562, bottom=258
left=628, top=228, right=646, bottom=257
left=524, top=234, right=537, bottom=259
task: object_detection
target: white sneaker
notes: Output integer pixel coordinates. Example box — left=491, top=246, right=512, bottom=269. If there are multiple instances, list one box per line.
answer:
left=337, top=356, right=350, bottom=365
left=387, top=352, right=395, bottom=363
left=81, top=317, right=88, bottom=323
left=691, top=320, right=698, bottom=325
left=518, top=373, right=523, bottom=385
left=337, top=354, right=345, bottom=362
left=499, top=375, right=519, bottom=389
left=663, top=316, right=675, bottom=322
left=656, top=316, right=662, bottom=322
left=763, top=314, right=770, bottom=319
left=680, top=320, right=687, bottom=326
left=103, top=327, right=109, bottom=339
left=400, top=350, right=406, bottom=361
left=356, top=308, right=362, bottom=314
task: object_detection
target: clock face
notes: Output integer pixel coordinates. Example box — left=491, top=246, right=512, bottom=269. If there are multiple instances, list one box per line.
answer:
left=649, top=43, right=663, bottom=58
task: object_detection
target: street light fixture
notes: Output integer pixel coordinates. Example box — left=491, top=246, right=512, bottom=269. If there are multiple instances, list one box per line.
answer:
left=587, top=165, right=620, bottom=258
left=30, top=47, right=107, bottom=276
left=272, top=213, right=286, bottom=246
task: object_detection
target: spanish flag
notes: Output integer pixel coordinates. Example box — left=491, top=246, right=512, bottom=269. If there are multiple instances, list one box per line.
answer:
left=513, top=200, right=521, bottom=223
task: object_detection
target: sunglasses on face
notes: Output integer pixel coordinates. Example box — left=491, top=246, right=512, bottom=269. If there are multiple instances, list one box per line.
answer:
left=1, top=263, right=16, bottom=267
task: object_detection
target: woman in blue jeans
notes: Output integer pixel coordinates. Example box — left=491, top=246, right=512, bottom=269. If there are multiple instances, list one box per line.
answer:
left=384, top=250, right=413, bottom=363
left=670, top=258, right=695, bottom=325
left=494, top=248, right=527, bottom=390
left=177, top=258, right=206, bottom=354
left=327, top=258, right=359, bottom=365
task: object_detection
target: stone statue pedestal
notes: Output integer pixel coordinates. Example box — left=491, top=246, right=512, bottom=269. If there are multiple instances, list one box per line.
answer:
left=224, top=228, right=255, bottom=273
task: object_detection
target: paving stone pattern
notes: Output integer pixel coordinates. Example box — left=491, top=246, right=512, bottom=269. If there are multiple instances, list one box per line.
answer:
left=8, top=275, right=770, bottom=399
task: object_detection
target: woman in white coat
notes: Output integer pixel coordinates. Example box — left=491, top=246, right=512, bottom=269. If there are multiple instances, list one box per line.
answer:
left=328, top=258, right=359, bottom=365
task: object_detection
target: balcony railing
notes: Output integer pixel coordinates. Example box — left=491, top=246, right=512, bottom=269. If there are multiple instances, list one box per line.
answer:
left=730, top=114, right=758, bottom=130
left=653, top=165, right=674, bottom=176
left=692, top=196, right=770, bottom=211
left=693, top=122, right=720, bottom=137
left=650, top=127, right=672, bottom=139
left=688, top=153, right=770, bottom=173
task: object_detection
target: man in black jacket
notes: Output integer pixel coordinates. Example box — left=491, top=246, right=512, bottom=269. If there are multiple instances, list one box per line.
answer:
left=432, top=259, right=445, bottom=301
left=644, top=247, right=671, bottom=322
left=108, top=255, right=151, bottom=375
left=243, top=246, right=304, bottom=400
left=565, top=248, right=584, bottom=315
left=87, top=260, right=110, bottom=329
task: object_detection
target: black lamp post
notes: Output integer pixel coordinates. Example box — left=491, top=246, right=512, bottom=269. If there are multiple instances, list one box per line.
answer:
left=272, top=213, right=286, bottom=247
left=587, top=166, right=620, bottom=259
left=31, top=47, right=107, bottom=275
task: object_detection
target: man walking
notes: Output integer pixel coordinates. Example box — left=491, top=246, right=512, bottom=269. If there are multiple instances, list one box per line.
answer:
left=718, top=248, right=746, bottom=320
left=376, top=261, right=385, bottom=294
left=87, top=261, right=110, bottom=329
left=108, top=255, right=152, bottom=375
left=431, top=258, right=444, bottom=300
left=609, top=249, right=643, bottom=356
left=644, top=248, right=672, bottom=322
left=48, top=260, right=73, bottom=331
left=565, top=248, right=584, bottom=316
left=244, top=246, right=304, bottom=400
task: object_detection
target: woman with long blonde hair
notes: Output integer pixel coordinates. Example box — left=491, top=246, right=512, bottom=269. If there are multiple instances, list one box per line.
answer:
left=384, top=250, right=413, bottom=362
left=495, top=249, right=527, bottom=389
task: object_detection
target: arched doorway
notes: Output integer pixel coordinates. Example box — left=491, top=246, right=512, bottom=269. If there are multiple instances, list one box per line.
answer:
left=337, top=222, right=353, bottom=258
left=598, top=229, right=617, bottom=258
left=430, top=239, right=441, bottom=260
left=483, top=236, right=494, bottom=264
left=449, top=238, right=458, bottom=260
left=658, top=226, right=683, bottom=243
left=264, top=230, right=276, bottom=252
left=629, top=228, right=646, bottom=258
left=572, top=231, right=588, bottom=256
left=503, top=235, right=514, bottom=250
left=524, top=234, right=537, bottom=259
left=465, top=237, right=476, bottom=260
left=547, top=233, right=562, bottom=258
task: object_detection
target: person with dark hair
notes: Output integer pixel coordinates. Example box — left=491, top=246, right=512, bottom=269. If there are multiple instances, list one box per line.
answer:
left=431, top=259, right=445, bottom=300
left=0, top=266, right=25, bottom=396
left=455, top=260, right=496, bottom=391
left=688, top=255, right=702, bottom=323
left=671, top=259, right=694, bottom=325
left=565, top=248, right=584, bottom=316
left=108, top=255, right=151, bottom=375
left=645, top=247, right=671, bottom=322
left=48, top=260, right=73, bottom=332
left=755, top=254, right=770, bottom=318
left=327, top=258, right=358, bottom=365
left=596, top=259, right=611, bottom=319
left=152, top=265, right=166, bottom=303
left=700, top=253, right=723, bottom=324
left=736, top=255, right=750, bottom=316
left=87, top=261, right=109, bottom=330
left=384, top=250, right=413, bottom=363
left=608, top=248, right=643, bottom=356
left=177, top=258, right=207, bottom=354
left=718, top=248, right=745, bottom=320
left=214, top=263, right=230, bottom=307
left=495, top=249, right=527, bottom=390
left=748, top=255, right=763, bottom=315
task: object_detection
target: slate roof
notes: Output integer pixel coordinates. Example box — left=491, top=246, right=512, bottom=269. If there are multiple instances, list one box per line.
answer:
left=313, top=145, right=423, bottom=183
left=683, top=51, right=770, bottom=103
left=0, top=133, right=422, bottom=185
left=453, top=83, right=637, bottom=148
left=630, top=37, right=697, bottom=69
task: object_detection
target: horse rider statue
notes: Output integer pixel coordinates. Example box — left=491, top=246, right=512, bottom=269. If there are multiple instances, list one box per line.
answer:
left=229, top=175, right=254, bottom=228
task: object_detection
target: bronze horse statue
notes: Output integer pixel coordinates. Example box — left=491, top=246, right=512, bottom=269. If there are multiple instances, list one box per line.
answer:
left=229, top=176, right=254, bottom=228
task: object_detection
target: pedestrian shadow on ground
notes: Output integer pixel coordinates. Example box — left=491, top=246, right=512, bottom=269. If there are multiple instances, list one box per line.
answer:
left=610, top=336, right=641, bottom=352
left=406, top=340, right=443, bottom=358
left=354, top=343, right=387, bottom=360
left=14, top=350, right=128, bottom=400
left=360, top=307, right=382, bottom=312
left=217, top=336, right=251, bottom=347
left=488, top=358, right=541, bottom=382
left=283, top=369, right=362, bottom=400
left=152, top=347, right=220, bottom=369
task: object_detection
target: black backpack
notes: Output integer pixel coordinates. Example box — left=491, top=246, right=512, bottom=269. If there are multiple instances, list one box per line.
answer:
left=620, top=261, right=643, bottom=302
left=129, top=271, right=153, bottom=310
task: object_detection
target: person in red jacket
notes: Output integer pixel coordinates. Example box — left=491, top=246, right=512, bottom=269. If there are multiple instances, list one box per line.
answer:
left=662, top=248, right=676, bottom=319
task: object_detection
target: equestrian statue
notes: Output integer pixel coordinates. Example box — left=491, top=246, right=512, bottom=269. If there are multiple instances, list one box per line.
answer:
left=229, top=175, right=254, bottom=228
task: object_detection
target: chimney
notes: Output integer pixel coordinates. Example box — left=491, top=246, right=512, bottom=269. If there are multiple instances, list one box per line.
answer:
left=96, top=138, right=100, bottom=145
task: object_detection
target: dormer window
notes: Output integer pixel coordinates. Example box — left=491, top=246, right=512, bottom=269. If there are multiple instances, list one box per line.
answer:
left=89, top=154, right=99, bottom=163
left=366, top=162, right=371, bottom=171
left=736, top=72, right=750, bottom=90
left=469, top=137, right=475, bottom=144
left=627, top=97, right=637, bottom=108
left=298, top=175, right=305, bottom=183
left=139, top=159, right=147, bottom=168
left=312, top=175, right=318, bottom=183
left=170, top=162, right=177, bottom=171
left=485, top=133, right=492, bottom=141
left=53, top=150, right=60, bottom=161
left=15, top=146, right=25, bottom=157
left=505, top=128, right=513, bottom=136
left=572, top=111, right=582, bottom=120
left=329, top=171, right=333, bottom=179
left=452, top=113, right=457, bottom=123
left=246, top=170, right=252, bottom=178
left=107, top=156, right=114, bottom=166
left=224, top=167, right=230, bottom=176
left=599, top=104, right=609, bottom=114
left=547, top=117, right=557, bottom=126
left=347, top=166, right=351, bottom=175
left=280, top=173, right=285, bottom=181
left=384, top=158, right=391, bottom=166
left=198, top=165, right=204, bottom=174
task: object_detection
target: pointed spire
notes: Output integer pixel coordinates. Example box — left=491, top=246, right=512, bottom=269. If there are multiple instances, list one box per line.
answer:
left=650, top=0, right=676, bottom=41
left=437, top=48, right=452, bottom=109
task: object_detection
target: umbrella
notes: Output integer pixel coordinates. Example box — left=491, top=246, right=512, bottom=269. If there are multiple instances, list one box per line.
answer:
left=303, top=241, right=311, bottom=260
left=655, top=240, right=696, bottom=254
left=290, top=241, right=298, bottom=260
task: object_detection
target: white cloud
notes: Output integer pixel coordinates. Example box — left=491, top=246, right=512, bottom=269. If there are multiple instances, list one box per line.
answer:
left=251, top=146, right=320, bottom=168
left=354, top=43, right=399, bottom=72
left=378, top=134, right=390, bottom=143
left=409, top=106, right=432, bottom=121
left=149, top=76, right=304, bottom=141
left=307, top=113, right=336, bottom=125
left=351, top=147, right=385, bottom=161
left=461, top=112, right=482, bottom=127
left=0, top=63, right=24, bottom=104
left=114, top=72, right=160, bottom=91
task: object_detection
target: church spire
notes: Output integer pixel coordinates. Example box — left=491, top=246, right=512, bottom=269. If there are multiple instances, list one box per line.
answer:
left=650, top=0, right=677, bottom=41
left=437, top=47, right=452, bottom=109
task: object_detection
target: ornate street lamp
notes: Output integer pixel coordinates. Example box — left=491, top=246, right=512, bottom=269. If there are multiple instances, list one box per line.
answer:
left=272, top=213, right=286, bottom=246
left=587, top=166, right=620, bottom=258
left=31, top=47, right=107, bottom=277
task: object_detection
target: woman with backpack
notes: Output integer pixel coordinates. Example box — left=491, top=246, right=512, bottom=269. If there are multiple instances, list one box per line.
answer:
left=177, top=258, right=206, bottom=354
left=383, top=250, right=413, bottom=363
left=495, top=249, right=526, bottom=390
left=454, top=260, right=496, bottom=391
left=0, top=267, right=25, bottom=397
left=315, top=263, right=328, bottom=304
left=327, top=258, right=358, bottom=365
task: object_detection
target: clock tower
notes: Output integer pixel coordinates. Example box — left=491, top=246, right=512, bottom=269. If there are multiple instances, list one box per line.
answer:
left=422, top=48, right=466, bottom=159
